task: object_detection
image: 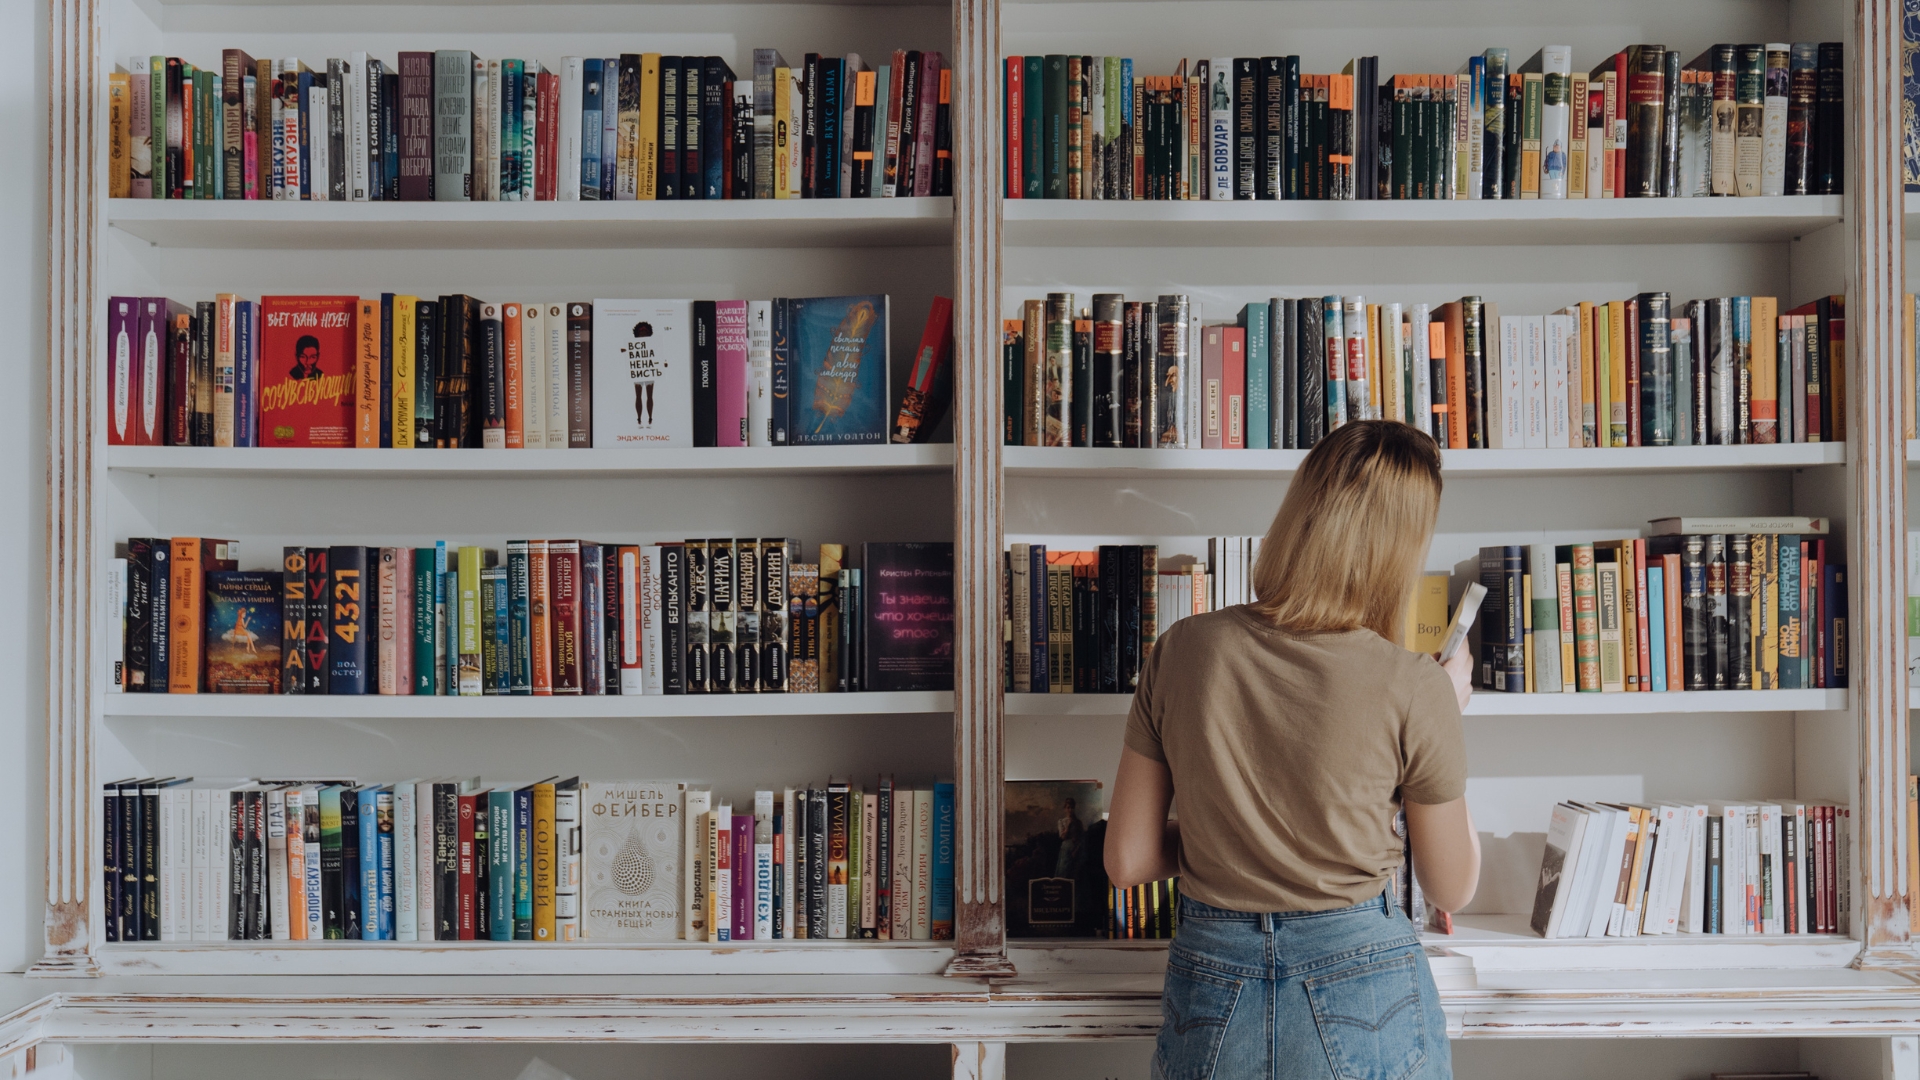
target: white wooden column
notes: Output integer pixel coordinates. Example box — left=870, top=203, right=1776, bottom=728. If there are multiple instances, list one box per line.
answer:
left=33, top=0, right=101, bottom=978
left=947, top=0, right=1013, bottom=977
left=952, top=1041, right=1007, bottom=1080
left=1851, top=0, right=1913, bottom=965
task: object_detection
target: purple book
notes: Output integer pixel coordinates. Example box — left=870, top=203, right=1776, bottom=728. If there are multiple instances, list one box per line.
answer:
left=108, top=296, right=138, bottom=445
left=731, top=815, right=753, bottom=940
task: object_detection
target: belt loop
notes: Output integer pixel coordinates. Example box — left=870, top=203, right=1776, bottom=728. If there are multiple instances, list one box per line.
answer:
left=1261, top=912, right=1273, bottom=933
left=1382, top=892, right=1392, bottom=917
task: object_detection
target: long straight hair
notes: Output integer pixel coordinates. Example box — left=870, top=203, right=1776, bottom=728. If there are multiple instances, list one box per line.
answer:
left=1248, top=420, right=1444, bottom=640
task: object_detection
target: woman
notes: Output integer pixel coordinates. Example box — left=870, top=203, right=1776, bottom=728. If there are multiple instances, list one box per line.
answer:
left=1107, top=419, right=1479, bottom=1080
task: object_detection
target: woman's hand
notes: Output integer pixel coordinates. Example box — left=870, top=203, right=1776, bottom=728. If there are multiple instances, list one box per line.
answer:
left=1440, top=647, right=1473, bottom=713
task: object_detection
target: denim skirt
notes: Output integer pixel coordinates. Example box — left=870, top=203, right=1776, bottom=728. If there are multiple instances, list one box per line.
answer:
left=1153, top=892, right=1449, bottom=1080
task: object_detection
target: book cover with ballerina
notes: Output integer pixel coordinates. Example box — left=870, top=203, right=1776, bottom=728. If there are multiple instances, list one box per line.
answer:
left=791, top=294, right=889, bottom=444
left=205, top=571, right=283, bottom=693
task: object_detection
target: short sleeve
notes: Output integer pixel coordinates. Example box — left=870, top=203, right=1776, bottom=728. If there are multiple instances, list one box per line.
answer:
left=1122, top=626, right=1167, bottom=764
left=1399, top=657, right=1466, bottom=804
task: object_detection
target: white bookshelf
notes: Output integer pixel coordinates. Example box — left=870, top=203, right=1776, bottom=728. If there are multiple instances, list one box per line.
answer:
left=101, top=689, right=955, bottom=718
left=1006, top=444, right=1846, bottom=478
left=1004, top=689, right=1849, bottom=717
left=105, top=444, right=955, bottom=478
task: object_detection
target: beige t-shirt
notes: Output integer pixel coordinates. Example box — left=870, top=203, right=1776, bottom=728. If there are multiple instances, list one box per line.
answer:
left=1124, top=606, right=1467, bottom=913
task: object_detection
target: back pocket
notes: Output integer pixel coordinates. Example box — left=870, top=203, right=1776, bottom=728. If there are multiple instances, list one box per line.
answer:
left=1153, top=962, right=1245, bottom=1080
left=1303, top=951, right=1427, bottom=1080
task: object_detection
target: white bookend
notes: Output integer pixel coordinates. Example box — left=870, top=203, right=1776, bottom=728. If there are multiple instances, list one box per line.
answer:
left=1544, top=313, right=1573, bottom=447
left=520, top=302, right=547, bottom=450
left=414, top=779, right=437, bottom=941
left=559, top=58, right=583, bottom=202
left=683, top=788, right=711, bottom=940
left=393, top=782, right=417, bottom=941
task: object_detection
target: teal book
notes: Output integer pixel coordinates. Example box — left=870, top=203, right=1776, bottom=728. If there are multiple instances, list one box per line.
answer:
left=413, top=547, right=437, bottom=695
left=790, top=295, right=890, bottom=444
left=1648, top=565, right=1668, bottom=692
left=488, top=790, right=514, bottom=941
left=513, top=783, right=535, bottom=939
left=1043, top=55, right=1066, bottom=198
left=356, top=787, right=380, bottom=939
left=205, top=571, right=282, bottom=693
left=507, top=541, right=532, bottom=694
left=1241, top=303, right=1270, bottom=449
left=930, top=781, right=955, bottom=940
left=1024, top=57, right=1043, bottom=199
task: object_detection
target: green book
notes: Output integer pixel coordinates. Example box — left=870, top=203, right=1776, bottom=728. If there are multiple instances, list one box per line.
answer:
left=413, top=547, right=437, bottom=695
left=1521, top=71, right=1544, bottom=197
left=488, top=789, right=513, bottom=941
left=319, top=785, right=345, bottom=939
left=195, top=67, right=215, bottom=199
left=1023, top=56, right=1043, bottom=199
left=211, top=73, right=225, bottom=199
left=1043, top=55, right=1066, bottom=198
left=1241, top=302, right=1270, bottom=449
left=1104, top=57, right=1122, bottom=192
left=1392, top=95, right=1411, bottom=199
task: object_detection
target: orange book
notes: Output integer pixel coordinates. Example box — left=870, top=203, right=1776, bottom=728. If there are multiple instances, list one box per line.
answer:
left=1750, top=296, right=1778, bottom=444
left=167, top=537, right=237, bottom=693
left=503, top=303, right=525, bottom=449
left=528, top=539, right=553, bottom=694
left=1662, top=553, right=1683, bottom=692
left=355, top=299, right=381, bottom=448
left=1827, top=295, right=1846, bottom=443
left=1427, top=320, right=1450, bottom=444
left=1440, top=301, right=1468, bottom=449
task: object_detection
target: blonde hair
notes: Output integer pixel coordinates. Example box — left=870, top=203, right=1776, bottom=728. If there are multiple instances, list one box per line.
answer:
left=1248, top=420, right=1443, bottom=640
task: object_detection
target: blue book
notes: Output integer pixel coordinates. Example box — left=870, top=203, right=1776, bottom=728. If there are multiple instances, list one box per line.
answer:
left=375, top=787, right=395, bottom=940
left=501, top=60, right=524, bottom=200
left=931, top=782, right=955, bottom=939
left=602, top=58, right=619, bottom=199
left=1241, top=302, right=1270, bottom=449
left=204, top=571, right=281, bottom=693
left=789, top=294, right=889, bottom=444
left=513, top=785, right=534, bottom=939
left=443, top=569, right=460, bottom=693
left=1648, top=565, right=1667, bottom=692
left=1778, top=536, right=1802, bottom=689
left=581, top=59, right=603, bottom=200
left=490, top=564, right=511, bottom=693
left=358, top=786, right=382, bottom=939
left=488, top=790, right=514, bottom=940
left=507, top=542, right=532, bottom=693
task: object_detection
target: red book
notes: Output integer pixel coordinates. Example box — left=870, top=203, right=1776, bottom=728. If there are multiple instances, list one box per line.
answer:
left=891, top=296, right=953, bottom=444
left=1005, top=58, right=1023, bottom=197
left=257, top=296, right=358, bottom=447
left=1810, top=539, right=1826, bottom=688
left=537, top=69, right=559, bottom=200
left=1200, top=325, right=1224, bottom=449
left=1223, top=326, right=1246, bottom=450
left=457, top=793, right=477, bottom=940
left=168, top=306, right=193, bottom=445
left=1612, top=51, right=1628, bottom=198
left=549, top=540, right=583, bottom=694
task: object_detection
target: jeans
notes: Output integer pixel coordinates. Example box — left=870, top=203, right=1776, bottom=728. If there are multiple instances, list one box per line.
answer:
left=1153, top=892, right=1450, bottom=1080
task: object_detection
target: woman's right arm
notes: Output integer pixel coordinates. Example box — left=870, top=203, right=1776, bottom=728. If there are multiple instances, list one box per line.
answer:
left=1106, top=746, right=1181, bottom=889
left=1405, top=797, right=1480, bottom=913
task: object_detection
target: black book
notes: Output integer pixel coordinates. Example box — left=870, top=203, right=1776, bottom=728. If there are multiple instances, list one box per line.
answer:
left=137, top=778, right=161, bottom=940
left=1091, top=294, right=1121, bottom=448
left=1097, top=545, right=1122, bottom=693
left=434, top=781, right=459, bottom=939
left=1376, top=80, right=1395, bottom=200
left=708, top=538, right=735, bottom=693
left=326, top=545, right=368, bottom=693
left=473, top=802, right=491, bottom=939
left=365, top=58, right=385, bottom=200
left=319, top=787, right=344, bottom=938
left=325, top=61, right=346, bottom=200
left=479, top=305, right=504, bottom=446
left=1686, top=298, right=1710, bottom=444
left=704, top=58, right=733, bottom=200
left=1623, top=45, right=1666, bottom=197
left=124, top=539, right=154, bottom=692
left=380, top=67, right=399, bottom=200
left=602, top=544, right=624, bottom=696
left=681, top=58, right=702, bottom=200
left=579, top=544, right=606, bottom=695
left=896, top=54, right=922, bottom=196
left=1659, top=49, right=1680, bottom=197
left=761, top=539, right=789, bottom=692
left=247, top=787, right=269, bottom=940
left=931, top=62, right=953, bottom=197
left=1310, top=76, right=1329, bottom=199
left=1501, top=75, right=1522, bottom=199
left=807, top=787, right=828, bottom=938
left=790, top=789, right=809, bottom=938
left=1233, top=58, right=1257, bottom=199
left=1729, top=534, right=1753, bottom=690
left=1070, top=311, right=1092, bottom=447
left=413, top=299, right=437, bottom=447
left=282, top=547, right=307, bottom=694
left=225, top=789, right=246, bottom=940
left=733, top=76, right=756, bottom=199
left=1272, top=298, right=1296, bottom=448
left=193, top=301, right=216, bottom=445
left=661, top=542, right=687, bottom=694
left=365, top=546, right=383, bottom=694
left=1636, top=292, right=1673, bottom=446
left=1259, top=57, right=1284, bottom=200
left=1298, top=297, right=1325, bottom=447
left=735, top=540, right=760, bottom=694
left=1462, top=296, right=1487, bottom=448
left=685, top=539, right=710, bottom=693
left=820, top=58, right=844, bottom=198
left=862, top=542, right=955, bottom=691
left=658, top=55, right=681, bottom=200
left=1119, top=544, right=1142, bottom=691
left=118, top=781, right=143, bottom=941
left=1028, top=544, right=1049, bottom=692
left=692, top=301, right=718, bottom=447
left=1072, top=561, right=1097, bottom=692
left=101, top=780, right=123, bottom=941
left=1354, top=56, right=1376, bottom=199
left=1704, top=534, right=1729, bottom=689
left=1813, top=42, right=1843, bottom=195
left=340, top=785, right=362, bottom=939
left=1121, top=302, right=1144, bottom=448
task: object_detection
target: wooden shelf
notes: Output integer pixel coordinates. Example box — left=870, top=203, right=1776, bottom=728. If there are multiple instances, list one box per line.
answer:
left=105, top=444, right=955, bottom=479
left=94, top=941, right=956, bottom=978
left=1005, top=444, right=1845, bottom=479
left=1005, top=689, right=1846, bottom=717
left=106, top=197, right=954, bottom=250
left=102, top=691, right=954, bottom=719
left=1003, top=196, right=1843, bottom=248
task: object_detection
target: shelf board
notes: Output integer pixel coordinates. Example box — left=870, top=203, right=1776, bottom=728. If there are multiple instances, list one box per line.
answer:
left=106, top=197, right=954, bottom=250
left=1005, top=444, right=1845, bottom=479
left=1004, top=196, right=1843, bottom=248
left=1431, top=914, right=1860, bottom=973
left=105, top=444, right=955, bottom=479
left=101, top=690, right=953, bottom=719
left=1005, top=689, right=1846, bottom=717
left=94, top=941, right=956, bottom=977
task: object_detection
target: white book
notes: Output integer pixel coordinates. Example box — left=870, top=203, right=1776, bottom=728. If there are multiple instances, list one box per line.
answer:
left=1759, top=803, right=1785, bottom=934
left=890, top=785, right=912, bottom=940
left=298, top=786, right=322, bottom=941
left=640, top=546, right=664, bottom=694
left=190, top=787, right=212, bottom=940
left=753, top=790, right=775, bottom=941
left=1710, top=802, right=1749, bottom=935
left=781, top=787, right=798, bottom=938
left=1544, top=313, right=1573, bottom=448
left=1761, top=46, right=1788, bottom=196
left=1409, top=304, right=1433, bottom=437
left=746, top=300, right=774, bottom=446
left=1187, top=310, right=1203, bottom=442
left=347, top=53, right=369, bottom=200
left=559, top=57, right=583, bottom=202
left=592, top=300, right=695, bottom=447
left=1525, top=545, right=1562, bottom=693
left=545, top=304, right=569, bottom=448
left=266, top=787, right=291, bottom=940
left=1531, top=802, right=1588, bottom=938
left=1522, top=315, right=1546, bottom=448
left=1655, top=804, right=1695, bottom=934
left=393, top=781, right=417, bottom=941
left=683, top=788, right=711, bottom=940
left=210, top=788, right=236, bottom=939
left=1784, top=801, right=1810, bottom=933
left=486, top=60, right=503, bottom=201
left=710, top=804, right=732, bottom=942
left=1503, top=318, right=1528, bottom=448
left=618, top=547, right=645, bottom=694
left=520, top=303, right=547, bottom=449
left=169, top=783, right=190, bottom=940
left=1607, top=806, right=1648, bottom=937
left=1679, top=803, right=1709, bottom=933
left=556, top=785, right=581, bottom=940
left=414, top=779, right=436, bottom=940
left=1209, top=58, right=1233, bottom=200
left=1583, top=805, right=1631, bottom=938
left=1559, top=803, right=1612, bottom=937
left=107, top=558, right=125, bottom=692
left=1489, top=317, right=1517, bottom=448
left=1537, top=46, right=1572, bottom=198
left=1634, top=804, right=1676, bottom=934
left=911, top=788, right=934, bottom=940
left=306, top=84, right=329, bottom=200
left=157, top=786, right=177, bottom=939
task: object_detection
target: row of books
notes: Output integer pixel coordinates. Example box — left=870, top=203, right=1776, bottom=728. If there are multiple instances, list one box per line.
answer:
left=1005, top=293, right=1845, bottom=452
left=1004, top=45, right=1844, bottom=200
left=1464, top=519, right=1846, bottom=694
left=104, top=538, right=955, bottom=696
left=101, top=775, right=956, bottom=943
left=1004, top=544, right=1165, bottom=695
left=1529, top=799, right=1851, bottom=939
left=107, top=49, right=952, bottom=202
left=107, top=294, right=953, bottom=451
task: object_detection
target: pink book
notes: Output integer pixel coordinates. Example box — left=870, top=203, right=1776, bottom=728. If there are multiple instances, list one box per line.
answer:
left=1223, top=326, right=1246, bottom=450
left=731, top=815, right=753, bottom=940
left=912, top=53, right=942, bottom=196
left=1200, top=325, right=1224, bottom=449
left=715, top=299, right=751, bottom=446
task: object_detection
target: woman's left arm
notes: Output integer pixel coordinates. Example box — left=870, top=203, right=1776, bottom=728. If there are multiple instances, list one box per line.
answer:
left=1106, top=746, right=1181, bottom=888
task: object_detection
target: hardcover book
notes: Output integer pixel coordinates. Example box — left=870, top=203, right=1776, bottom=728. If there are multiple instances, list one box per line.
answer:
left=257, top=296, right=357, bottom=447
left=789, top=294, right=889, bottom=444
left=580, top=781, right=682, bottom=941
left=592, top=300, right=694, bottom=447
left=1005, top=780, right=1107, bottom=937
left=205, top=571, right=282, bottom=693
left=862, top=542, right=954, bottom=691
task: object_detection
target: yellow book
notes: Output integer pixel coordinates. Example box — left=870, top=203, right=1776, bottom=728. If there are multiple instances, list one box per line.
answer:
left=391, top=296, right=416, bottom=451
left=1594, top=301, right=1612, bottom=448
left=818, top=543, right=844, bottom=688
left=355, top=298, right=380, bottom=448
left=1556, top=558, right=1577, bottom=691
left=109, top=72, right=131, bottom=198
left=457, top=545, right=485, bottom=695
left=1577, top=301, right=1597, bottom=447
left=1751, top=296, right=1778, bottom=443
left=1601, top=540, right=1639, bottom=690
left=1595, top=548, right=1625, bottom=692
left=1760, top=534, right=1780, bottom=688
left=1365, top=303, right=1382, bottom=419
left=1519, top=72, right=1542, bottom=199
left=1401, top=571, right=1450, bottom=653
left=1568, top=74, right=1588, bottom=197
left=637, top=53, right=661, bottom=200
left=533, top=779, right=557, bottom=941
left=1621, top=806, right=1653, bottom=930
left=1522, top=572, right=1535, bottom=693
left=1606, top=300, right=1628, bottom=446
left=773, top=68, right=793, bottom=200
